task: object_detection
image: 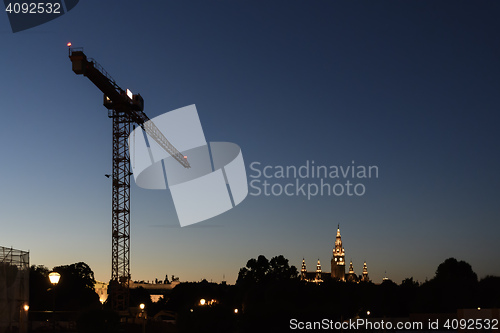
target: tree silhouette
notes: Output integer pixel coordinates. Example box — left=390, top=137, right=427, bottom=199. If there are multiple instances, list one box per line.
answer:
left=434, top=258, right=478, bottom=284
left=236, top=255, right=270, bottom=285
left=52, top=262, right=100, bottom=311
left=415, top=258, right=479, bottom=313
left=29, top=265, right=51, bottom=311
left=269, top=255, right=299, bottom=282
left=478, top=275, right=500, bottom=308
left=236, top=254, right=298, bottom=286
left=401, top=277, right=419, bottom=288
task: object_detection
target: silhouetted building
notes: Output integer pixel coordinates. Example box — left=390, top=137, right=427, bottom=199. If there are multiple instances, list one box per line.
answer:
left=95, top=280, right=181, bottom=304
left=301, top=225, right=370, bottom=283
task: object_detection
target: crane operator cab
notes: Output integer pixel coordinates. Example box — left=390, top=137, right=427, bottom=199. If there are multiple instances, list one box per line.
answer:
left=103, top=91, right=144, bottom=111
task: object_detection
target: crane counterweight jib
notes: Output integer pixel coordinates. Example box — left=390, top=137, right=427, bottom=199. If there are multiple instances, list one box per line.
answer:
left=69, top=50, right=86, bottom=75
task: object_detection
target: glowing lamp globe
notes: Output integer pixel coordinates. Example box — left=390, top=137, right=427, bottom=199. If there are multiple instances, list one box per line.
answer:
left=48, top=272, right=61, bottom=285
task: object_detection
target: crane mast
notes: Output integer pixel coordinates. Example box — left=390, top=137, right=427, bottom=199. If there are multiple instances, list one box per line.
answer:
left=69, top=48, right=189, bottom=311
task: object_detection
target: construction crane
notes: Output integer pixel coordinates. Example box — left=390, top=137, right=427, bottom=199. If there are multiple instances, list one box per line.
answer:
left=68, top=46, right=190, bottom=311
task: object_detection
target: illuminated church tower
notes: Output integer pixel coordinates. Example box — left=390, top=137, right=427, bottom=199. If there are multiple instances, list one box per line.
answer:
left=346, top=260, right=357, bottom=282
left=348, top=261, right=354, bottom=274
left=315, top=259, right=323, bottom=283
left=331, top=225, right=345, bottom=281
left=301, top=258, right=307, bottom=280
left=361, top=261, right=370, bottom=282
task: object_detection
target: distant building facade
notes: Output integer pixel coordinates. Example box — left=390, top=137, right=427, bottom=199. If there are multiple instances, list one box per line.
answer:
left=300, top=225, right=370, bottom=283
left=94, top=280, right=180, bottom=304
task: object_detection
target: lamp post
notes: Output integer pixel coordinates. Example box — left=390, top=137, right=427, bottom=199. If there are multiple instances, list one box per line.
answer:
left=48, top=272, right=60, bottom=332
left=139, top=303, right=146, bottom=333
left=20, top=304, right=29, bottom=333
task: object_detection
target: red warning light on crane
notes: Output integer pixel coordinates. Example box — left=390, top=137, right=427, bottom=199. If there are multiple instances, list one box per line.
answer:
left=67, top=42, right=72, bottom=47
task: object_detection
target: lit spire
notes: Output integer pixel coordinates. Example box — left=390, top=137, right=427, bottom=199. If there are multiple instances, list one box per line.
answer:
left=315, top=259, right=323, bottom=282
left=349, top=261, right=354, bottom=274
left=362, top=262, right=369, bottom=282
left=334, top=224, right=344, bottom=259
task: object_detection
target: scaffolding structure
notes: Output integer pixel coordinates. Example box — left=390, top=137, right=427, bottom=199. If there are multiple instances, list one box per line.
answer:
left=0, top=246, right=29, bottom=333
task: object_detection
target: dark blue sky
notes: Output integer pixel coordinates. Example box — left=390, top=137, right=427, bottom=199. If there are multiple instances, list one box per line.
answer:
left=1, top=0, right=499, bottom=284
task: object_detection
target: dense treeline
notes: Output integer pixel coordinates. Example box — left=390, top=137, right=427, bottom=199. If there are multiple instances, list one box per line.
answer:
left=165, top=256, right=500, bottom=332
left=235, top=256, right=500, bottom=314
left=28, top=257, right=500, bottom=332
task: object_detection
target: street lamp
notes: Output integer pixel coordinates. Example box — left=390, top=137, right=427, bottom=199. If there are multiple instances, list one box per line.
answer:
left=48, top=272, right=60, bottom=332
left=20, top=304, right=29, bottom=333
left=139, top=303, right=146, bottom=333
left=48, top=272, right=61, bottom=285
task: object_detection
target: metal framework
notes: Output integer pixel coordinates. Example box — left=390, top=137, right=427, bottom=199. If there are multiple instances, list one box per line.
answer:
left=109, top=109, right=132, bottom=311
left=0, top=246, right=29, bottom=268
left=69, top=47, right=189, bottom=311
left=0, top=246, right=29, bottom=333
